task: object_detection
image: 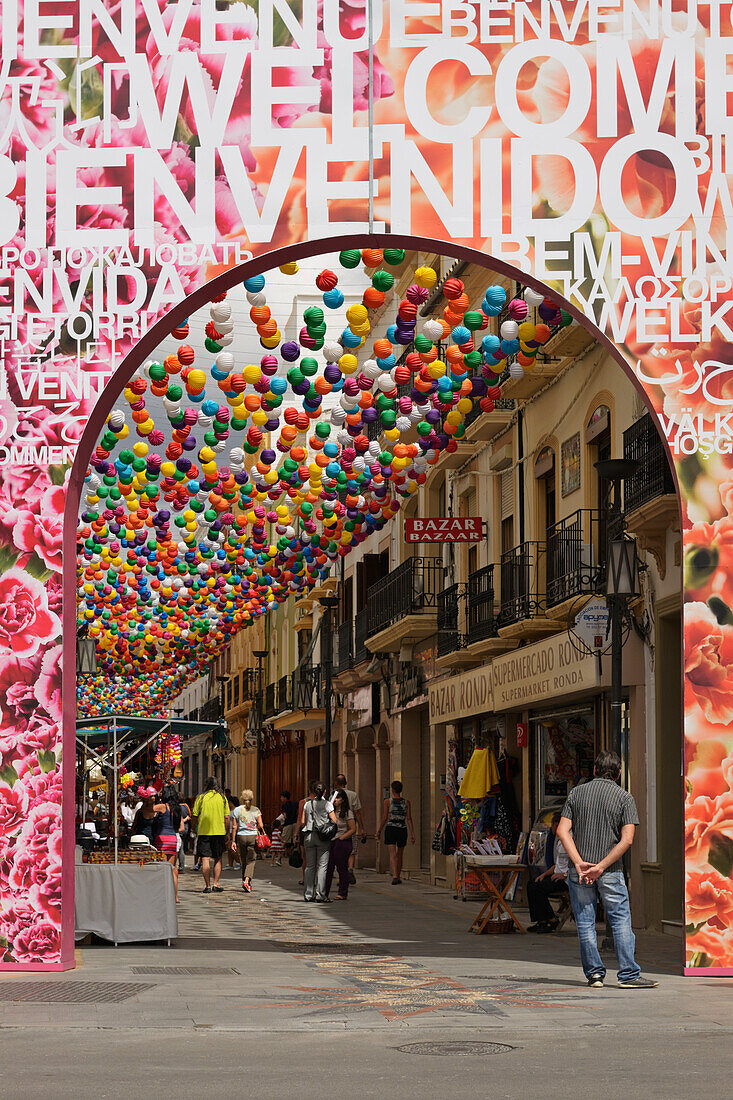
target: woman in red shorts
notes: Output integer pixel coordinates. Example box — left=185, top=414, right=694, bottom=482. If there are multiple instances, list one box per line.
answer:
left=153, top=783, right=183, bottom=901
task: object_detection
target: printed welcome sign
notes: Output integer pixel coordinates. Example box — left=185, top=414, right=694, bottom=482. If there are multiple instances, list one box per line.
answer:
left=0, top=0, right=731, bottom=974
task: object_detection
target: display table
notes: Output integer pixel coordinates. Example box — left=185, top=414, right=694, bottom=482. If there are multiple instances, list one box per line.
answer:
left=465, top=857, right=527, bottom=934
left=75, top=861, right=177, bottom=945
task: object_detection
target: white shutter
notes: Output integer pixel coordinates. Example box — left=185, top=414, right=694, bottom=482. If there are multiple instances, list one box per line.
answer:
left=500, top=470, right=513, bottom=519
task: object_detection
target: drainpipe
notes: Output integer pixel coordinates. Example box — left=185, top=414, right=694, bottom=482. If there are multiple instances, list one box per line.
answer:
left=517, top=408, right=525, bottom=545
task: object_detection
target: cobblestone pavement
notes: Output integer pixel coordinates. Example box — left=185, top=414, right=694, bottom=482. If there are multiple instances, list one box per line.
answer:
left=0, top=860, right=730, bottom=1097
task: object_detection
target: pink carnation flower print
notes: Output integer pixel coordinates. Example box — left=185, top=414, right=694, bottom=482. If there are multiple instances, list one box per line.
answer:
left=12, top=485, right=66, bottom=574
left=0, top=782, right=28, bottom=838
left=0, top=570, right=61, bottom=658
left=9, top=915, right=61, bottom=965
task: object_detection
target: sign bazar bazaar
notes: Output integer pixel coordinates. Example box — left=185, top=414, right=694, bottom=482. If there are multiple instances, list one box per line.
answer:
left=405, top=517, right=483, bottom=541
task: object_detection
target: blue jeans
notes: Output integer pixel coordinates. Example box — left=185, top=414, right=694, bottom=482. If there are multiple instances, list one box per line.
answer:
left=567, top=869, right=640, bottom=983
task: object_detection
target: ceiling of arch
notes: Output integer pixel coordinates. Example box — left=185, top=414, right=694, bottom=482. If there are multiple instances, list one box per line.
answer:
left=76, top=246, right=581, bottom=715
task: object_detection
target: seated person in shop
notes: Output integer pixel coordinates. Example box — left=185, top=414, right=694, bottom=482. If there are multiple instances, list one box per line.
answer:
left=527, top=812, right=569, bottom=933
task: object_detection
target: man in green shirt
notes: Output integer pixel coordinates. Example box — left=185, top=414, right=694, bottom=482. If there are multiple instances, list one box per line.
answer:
left=192, top=777, right=230, bottom=893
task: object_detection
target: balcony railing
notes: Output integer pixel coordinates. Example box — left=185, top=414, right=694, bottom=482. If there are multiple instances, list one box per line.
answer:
left=242, top=668, right=258, bottom=702
left=546, top=510, right=603, bottom=607
left=264, top=681, right=276, bottom=717
left=355, top=607, right=370, bottom=663
left=468, top=564, right=499, bottom=641
left=367, top=557, right=443, bottom=636
left=623, top=414, right=676, bottom=513
left=463, top=396, right=516, bottom=429
left=200, top=697, right=223, bottom=723
left=437, top=583, right=461, bottom=656
left=335, top=620, right=353, bottom=673
left=277, top=673, right=290, bottom=713
left=500, top=542, right=545, bottom=625
left=292, top=665, right=324, bottom=710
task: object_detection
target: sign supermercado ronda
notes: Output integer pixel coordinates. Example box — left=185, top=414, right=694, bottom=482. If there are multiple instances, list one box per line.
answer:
left=0, top=0, right=732, bottom=975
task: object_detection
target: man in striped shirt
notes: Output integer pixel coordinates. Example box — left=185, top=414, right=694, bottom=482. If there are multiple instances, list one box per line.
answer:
left=557, top=751, right=658, bottom=990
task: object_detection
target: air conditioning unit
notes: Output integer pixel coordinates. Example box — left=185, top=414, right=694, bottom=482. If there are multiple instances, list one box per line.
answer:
left=490, top=445, right=512, bottom=471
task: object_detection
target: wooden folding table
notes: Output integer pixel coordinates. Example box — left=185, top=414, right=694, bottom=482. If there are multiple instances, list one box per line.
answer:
left=465, top=858, right=527, bottom=934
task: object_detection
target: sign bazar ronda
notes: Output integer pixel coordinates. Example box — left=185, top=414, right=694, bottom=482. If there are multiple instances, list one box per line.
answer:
left=0, top=0, right=731, bottom=976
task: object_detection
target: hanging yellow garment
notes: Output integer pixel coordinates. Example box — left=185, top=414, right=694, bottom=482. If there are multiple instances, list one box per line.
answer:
left=458, top=748, right=500, bottom=798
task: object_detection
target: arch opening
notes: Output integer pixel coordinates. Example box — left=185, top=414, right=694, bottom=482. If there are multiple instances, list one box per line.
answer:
left=66, top=236, right=684, bottom=974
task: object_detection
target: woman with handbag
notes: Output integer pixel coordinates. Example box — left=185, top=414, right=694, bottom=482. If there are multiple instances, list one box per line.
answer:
left=325, top=790, right=356, bottom=900
left=230, top=789, right=264, bottom=893
left=299, top=782, right=338, bottom=902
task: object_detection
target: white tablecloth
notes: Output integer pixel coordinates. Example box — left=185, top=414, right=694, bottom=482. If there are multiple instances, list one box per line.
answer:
left=75, top=862, right=178, bottom=944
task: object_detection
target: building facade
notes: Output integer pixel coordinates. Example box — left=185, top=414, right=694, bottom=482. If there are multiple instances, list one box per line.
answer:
left=179, top=255, right=682, bottom=931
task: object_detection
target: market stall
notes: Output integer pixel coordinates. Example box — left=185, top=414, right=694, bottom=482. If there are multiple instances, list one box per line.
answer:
left=74, top=713, right=226, bottom=944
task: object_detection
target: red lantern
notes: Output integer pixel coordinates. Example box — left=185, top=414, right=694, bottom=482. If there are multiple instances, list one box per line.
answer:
left=177, top=345, right=195, bottom=366
left=443, top=277, right=465, bottom=300
left=316, top=269, right=338, bottom=292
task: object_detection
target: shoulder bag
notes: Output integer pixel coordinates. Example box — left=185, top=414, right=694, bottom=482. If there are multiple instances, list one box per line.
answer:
left=309, top=799, right=338, bottom=842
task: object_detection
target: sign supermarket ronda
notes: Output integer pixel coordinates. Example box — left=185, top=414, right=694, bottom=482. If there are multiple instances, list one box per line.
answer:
left=0, top=0, right=732, bottom=976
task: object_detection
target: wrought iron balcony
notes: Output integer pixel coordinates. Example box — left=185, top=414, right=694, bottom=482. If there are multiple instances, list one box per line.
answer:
left=242, top=668, right=258, bottom=702
left=500, top=542, right=545, bottom=626
left=468, top=564, right=499, bottom=641
left=200, top=697, right=223, bottom=723
left=463, top=396, right=516, bottom=430
left=335, top=619, right=354, bottom=673
left=623, top=414, right=676, bottom=514
left=437, top=582, right=462, bottom=656
left=546, top=510, right=603, bottom=607
left=291, top=665, right=324, bottom=710
left=354, top=607, right=370, bottom=663
left=367, top=557, right=443, bottom=636
left=264, top=681, right=276, bottom=717
left=276, top=673, right=290, bottom=712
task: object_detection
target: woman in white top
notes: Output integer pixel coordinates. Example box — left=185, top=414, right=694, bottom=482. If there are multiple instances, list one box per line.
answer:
left=298, top=782, right=338, bottom=902
left=229, top=789, right=263, bottom=893
left=325, top=790, right=356, bottom=900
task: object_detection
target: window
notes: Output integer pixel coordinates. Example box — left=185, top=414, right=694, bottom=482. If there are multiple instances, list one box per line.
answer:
left=534, top=447, right=556, bottom=541
left=233, top=674, right=240, bottom=707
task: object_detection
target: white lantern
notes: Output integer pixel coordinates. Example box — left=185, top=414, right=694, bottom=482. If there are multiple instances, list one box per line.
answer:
left=508, top=362, right=525, bottom=379
left=423, top=319, right=443, bottom=341
left=323, top=341, right=342, bottom=362
left=523, top=287, right=544, bottom=308
left=211, top=302, right=232, bottom=323
left=246, top=291, right=266, bottom=307
left=216, top=352, right=235, bottom=372
left=500, top=320, right=519, bottom=340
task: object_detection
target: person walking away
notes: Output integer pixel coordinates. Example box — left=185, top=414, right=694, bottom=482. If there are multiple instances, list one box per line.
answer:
left=300, top=783, right=338, bottom=902
left=331, top=772, right=365, bottom=884
left=152, top=783, right=183, bottom=902
left=280, top=791, right=299, bottom=858
left=192, top=777, right=230, bottom=893
left=557, top=751, right=658, bottom=989
left=270, top=815, right=285, bottom=866
left=376, top=780, right=415, bottom=884
left=325, top=790, right=356, bottom=900
left=230, top=789, right=263, bottom=893
left=224, top=788, right=240, bottom=870
left=295, top=783, right=314, bottom=884
left=178, top=797, right=192, bottom=871
left=527, top=812, right=569, bottom=932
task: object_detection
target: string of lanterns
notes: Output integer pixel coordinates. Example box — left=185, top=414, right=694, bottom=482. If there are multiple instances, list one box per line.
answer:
left=78, top=250, right=572, bottom=706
